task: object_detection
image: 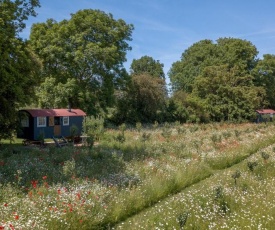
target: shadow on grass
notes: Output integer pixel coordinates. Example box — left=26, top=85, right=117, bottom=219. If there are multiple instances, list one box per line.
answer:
left=0, top=142, right=148, bottom=191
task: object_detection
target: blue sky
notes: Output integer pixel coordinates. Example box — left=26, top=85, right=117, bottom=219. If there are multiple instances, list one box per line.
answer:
left=22, top=0, right=275, bottom=84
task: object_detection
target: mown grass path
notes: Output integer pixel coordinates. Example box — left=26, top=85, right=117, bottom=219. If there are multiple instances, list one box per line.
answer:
left=113, top=129, right=275, bottom=229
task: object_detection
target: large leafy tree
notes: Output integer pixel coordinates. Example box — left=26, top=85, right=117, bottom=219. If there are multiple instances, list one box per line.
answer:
left=216, top=37, right=258, bottom=70
left=114, top=73, right=167, bottom=123
left=192, top=65, right=265, bottom=121
left=114, top=56, right=167, bottom=123
left=168, top=39, right=217, bottom=93
left=168, top=37, right=263, bottom=121
left=29, top=9, right=134, bottom=115
left=168, top=38, right=258, bottom=93
left=0, top=0, right=41, bottom=140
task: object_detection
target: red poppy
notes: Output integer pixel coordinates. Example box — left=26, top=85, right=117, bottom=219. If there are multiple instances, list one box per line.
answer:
left=31, top=180, right=38, bottom=189
left=42, top=176, right=47, bottom=180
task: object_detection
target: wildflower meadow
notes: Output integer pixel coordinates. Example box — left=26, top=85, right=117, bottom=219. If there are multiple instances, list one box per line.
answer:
left=1, top=122, right=275, bottom=229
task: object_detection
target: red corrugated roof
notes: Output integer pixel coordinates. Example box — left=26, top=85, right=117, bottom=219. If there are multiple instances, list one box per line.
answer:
left=256, top=109, right=275, bottom=114
left=22, top=109, right=86, bottom=117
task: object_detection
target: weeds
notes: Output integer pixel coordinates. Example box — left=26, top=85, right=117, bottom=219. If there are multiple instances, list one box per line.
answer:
left=177, top=211, right=189, bottom=229
left=232, top=170, right=241, bottom=185
left=261, top=151, right=270, bottom=163
left=1, top=123, right=275, bottom=229
left=247, top=161, right=258, bottom=171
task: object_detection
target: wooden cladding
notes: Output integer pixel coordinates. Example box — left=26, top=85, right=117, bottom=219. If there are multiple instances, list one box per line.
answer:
left=49, top=117, right=54, bottom=126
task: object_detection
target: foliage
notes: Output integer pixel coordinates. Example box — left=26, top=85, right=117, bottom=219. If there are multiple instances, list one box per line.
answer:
left=253, top=54, right=275, bottom=109
left=130, top=55, right=165, bottom=80
left=168, top=38, right=266, bottom=122
left=135, top=122, right=142, bottom=132
left=70, top=124, right=79, bottom=137
left=161, top=122, right=172, bottom=140
left=114, top=73, right=167, bottom=123
left=192, top=64, right=265, bottom=121
left=82, top=116, right=105, bottom=141
left=29, top=9, right=134, bottom=115
left=177, top=211, right=189, bottom=229
left=0, top=0, right=41, bottom=140
left=261, top=151, right=270, bottom=162
left=231, top=170, right=241, bottom=185
left=115, top=123, right=126, bottom=143
left=247, top=161, right=258, bottom=171
left=168, top=91, right=209, bottom=123
left=36, top=77, right=79, bottom=109
left=141, top=132, right=151, bottom=143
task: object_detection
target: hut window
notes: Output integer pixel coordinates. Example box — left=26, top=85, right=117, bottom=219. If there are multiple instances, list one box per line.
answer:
left=63, top=116, right=69, bottom=126
left=37, top=117, right=46, bottom=127
left=21, top=117, right=29, bottom=127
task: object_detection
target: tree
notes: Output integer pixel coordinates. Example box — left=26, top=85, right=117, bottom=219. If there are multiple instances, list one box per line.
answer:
left=168, top=37, right=263, bottom=122
left=113, top=73, right=167, bottom=123
left=130, top=55, right=165, bottom=79
left=253, top=54, right=275, bottom=109
left=168, top=39, right=216, bottom=93
left=36, top=77, right=79, bottom=109
left=192, top=65, right=265, bottom=121
left=29, top=9, right=134, bottom=115
left=168, top=38, right=258, bottom=94
left=0, top=0, right=41, bottom=140
left=167, top=91, right=209, bottom=123
left=216, top=37, right=258, bottom=70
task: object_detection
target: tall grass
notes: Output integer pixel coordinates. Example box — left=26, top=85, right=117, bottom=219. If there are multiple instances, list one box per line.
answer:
left=1, top=122, right=275, bottom=229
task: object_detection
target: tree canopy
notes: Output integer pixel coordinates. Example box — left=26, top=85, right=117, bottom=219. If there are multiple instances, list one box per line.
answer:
left=112, top=56, right=167, bottom=124
left=192, top=65, right=265, bottom=121
left=169, top=38, right=258, bottom=93
left=30, top=9, right=134, bottom=115
left=168, top=37, right=265, bottom=122
left=0, top=0, right=41, bottom=140
left=253, top=54, right=275, bottom=109
left=113, top=73, right=167, bottom=123
left=130, top=55, right=165, bottom=80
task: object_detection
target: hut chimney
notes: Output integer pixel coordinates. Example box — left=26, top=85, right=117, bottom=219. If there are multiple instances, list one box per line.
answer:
left=68, top=103, right=71, bottom=112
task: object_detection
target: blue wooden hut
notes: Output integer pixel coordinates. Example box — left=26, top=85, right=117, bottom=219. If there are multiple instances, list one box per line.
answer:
left=17, top=108, right=86, bottom=140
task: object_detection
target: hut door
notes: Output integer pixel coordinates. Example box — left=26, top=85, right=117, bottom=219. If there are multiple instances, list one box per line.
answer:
left=54, top=117, right=61, bottom=136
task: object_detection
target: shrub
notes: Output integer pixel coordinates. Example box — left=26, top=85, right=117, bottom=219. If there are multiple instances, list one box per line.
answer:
left=247, top=161, right=258, bottom=171
left=82, top=116, right=105, bottom=141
